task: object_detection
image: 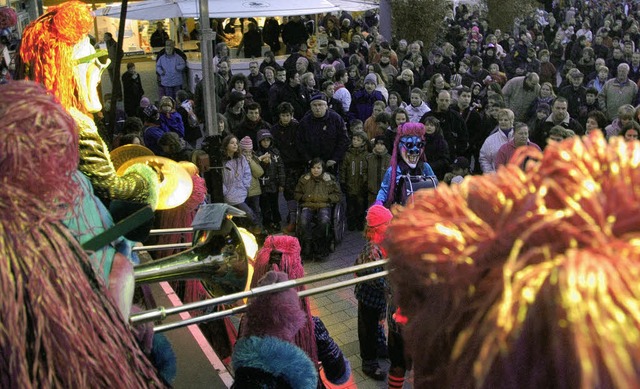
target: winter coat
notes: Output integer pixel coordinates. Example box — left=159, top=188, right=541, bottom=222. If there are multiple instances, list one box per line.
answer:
left=376, top=162, right=437, bottom=205
left=156, top=54, right=186, bottom=87
left=256, top=146, right=286, bottom=193
left=222, top=156, right=252, bottom=205
left=406, top=102, right=431, bottom=123
left=424, top=131, right=451, bottom=180
left=421, top=109, right=469, bottom=158
left=349, top=89, right=386, bottom=123
left=502, top=76, right=541, bottom=122
left=160, top=111, right=185, bottom=138
left=234, top=119, right=271, bottom=144
left=479, top=127, right=513, bottom=173
left=339, top=145, right=368, bottom=196
left=298, top=110, right=349, bottom=163
left=365, top=149, right=391, bottom=200
left=270, top=119, right=306, bottom=166
left=294, top=172, right=341, bottom=209
left=246, top=154, right=264, bottom=197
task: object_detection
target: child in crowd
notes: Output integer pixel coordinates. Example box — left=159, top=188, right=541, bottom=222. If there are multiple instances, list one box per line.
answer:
left=385, top=91, right=406, bottom=114
left=240, top=136, right=265, bottom=232
left=443, top=156, right=470, bottom=185
left=364, top=100, right=387, bottom=140
left=158, top=95, right=185, bottom=139
left=354, top=205, right=393, bottom=381
left=350, top=73, right=386, bottom=123
left=349, top=118, right=364, bottom=137
left=256, top=129, right=286, bottom=234
left=366, top=135, right=392, bottom=205
left=340, top=130, right=369, bottom=231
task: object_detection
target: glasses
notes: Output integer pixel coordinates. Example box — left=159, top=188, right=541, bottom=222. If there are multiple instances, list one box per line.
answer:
left=401, top=141, right=424, bottom=149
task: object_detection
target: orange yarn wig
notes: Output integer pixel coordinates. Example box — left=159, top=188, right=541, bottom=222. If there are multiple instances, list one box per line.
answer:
left=20, top=1, right=93, bottom=112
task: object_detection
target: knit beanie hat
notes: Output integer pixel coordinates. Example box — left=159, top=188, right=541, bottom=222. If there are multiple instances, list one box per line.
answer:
left=364, top=73, right=378, bottom=86
left=228, top=91, right=246, bottom=109
left=352, top=130, right=369, bottom=143
left=240, top=136, right=253, bottom=151
left=366, top=204, right=393, bottom=228
left=143, top=104, right=159, bottom=121
left=140, top=96, right=151, bottom=108
left=256, top=129, right=273, bottom=143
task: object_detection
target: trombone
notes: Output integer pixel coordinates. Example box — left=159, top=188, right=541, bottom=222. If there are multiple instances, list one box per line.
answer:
left=132, top=226, right=388, bottom=333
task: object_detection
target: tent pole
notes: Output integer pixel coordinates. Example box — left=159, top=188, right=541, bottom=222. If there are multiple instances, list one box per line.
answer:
left=199, top=0, right=224, bottom=203
left=109, top=0, right=128, bottom=140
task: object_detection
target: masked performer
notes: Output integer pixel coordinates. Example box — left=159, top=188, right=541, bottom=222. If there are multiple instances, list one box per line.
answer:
left=375, top=122, right=437, bottom=207
left=249, top=235, right=353, bottom=387
left=0, top=81, right=166, bottom=388
left=19, top=1, right=158, bottom=207
left=385, top=132, right=640, bottom=388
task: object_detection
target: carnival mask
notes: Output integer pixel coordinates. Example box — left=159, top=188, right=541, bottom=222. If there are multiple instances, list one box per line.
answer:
left=72, top=36, right=109, bottom=113
left=399, top=135, right=424, bottom=168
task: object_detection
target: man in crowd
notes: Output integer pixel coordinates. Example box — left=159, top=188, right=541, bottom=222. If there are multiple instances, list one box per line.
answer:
left=298, top=94, right=349, bottom=173
left=531, top=97, right=584, bottom=149
left=502, top=72, right=540, bottom=122
left=599, top=63, right=638, bottom=120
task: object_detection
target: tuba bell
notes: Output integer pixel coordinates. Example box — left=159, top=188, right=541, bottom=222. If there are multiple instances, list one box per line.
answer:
left=134, top=217, right=254, bottom=298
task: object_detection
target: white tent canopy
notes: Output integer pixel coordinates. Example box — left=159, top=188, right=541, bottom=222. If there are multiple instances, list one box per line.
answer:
left=95, top=0, right=343, bottom=20
left=329, top=0, right=378, bottom=12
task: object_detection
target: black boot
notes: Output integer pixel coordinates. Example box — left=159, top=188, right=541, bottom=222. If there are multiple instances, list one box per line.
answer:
left=302, top=240, right=314, bottom=262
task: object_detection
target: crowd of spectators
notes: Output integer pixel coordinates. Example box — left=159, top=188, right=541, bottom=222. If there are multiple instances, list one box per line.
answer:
left=105, top=0, right=640, bottom=235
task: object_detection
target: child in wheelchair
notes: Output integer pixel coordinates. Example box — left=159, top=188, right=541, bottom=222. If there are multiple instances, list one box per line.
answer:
left=294, top=158, right=342, bottom=261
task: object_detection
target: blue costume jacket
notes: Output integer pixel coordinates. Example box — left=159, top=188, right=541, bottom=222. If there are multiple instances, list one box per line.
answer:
left=375, top=162, right=437, bottom=205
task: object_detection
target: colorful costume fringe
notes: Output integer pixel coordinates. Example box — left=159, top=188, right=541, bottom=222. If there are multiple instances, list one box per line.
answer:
left=385, top=132, right=640, bottom=388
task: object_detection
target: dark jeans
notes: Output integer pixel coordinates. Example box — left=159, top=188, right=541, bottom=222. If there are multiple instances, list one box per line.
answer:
left=358, top=301, right=384, bottom=363
left=346, top=193, right=367, bottom=230
left=244, top=195, right=262, bottom=227
left=299, top=207, right=331, bottom=240
left=284, top=165, right=305, bottom=223
left=259, top=191, right=281, bottom=226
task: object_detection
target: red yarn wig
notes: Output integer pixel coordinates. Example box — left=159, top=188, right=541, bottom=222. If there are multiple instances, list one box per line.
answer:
left=385, top=132, right=640, bottom=388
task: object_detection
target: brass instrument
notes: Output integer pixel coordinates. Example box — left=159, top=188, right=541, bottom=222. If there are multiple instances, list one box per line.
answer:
left=134, top=218, right=255, bottom=298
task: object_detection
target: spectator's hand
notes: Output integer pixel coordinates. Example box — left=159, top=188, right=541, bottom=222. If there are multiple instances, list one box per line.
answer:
left=326, top=160, right=336, bottom=168
left=278, top=186, right=284, bottom=192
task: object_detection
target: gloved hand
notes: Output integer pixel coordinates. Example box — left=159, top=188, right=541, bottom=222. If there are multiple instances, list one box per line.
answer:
left=373, top=200, right=384, bottom=207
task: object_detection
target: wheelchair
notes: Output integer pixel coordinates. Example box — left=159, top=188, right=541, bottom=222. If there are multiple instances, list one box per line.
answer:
left=294, top=195, right=347, bottom=258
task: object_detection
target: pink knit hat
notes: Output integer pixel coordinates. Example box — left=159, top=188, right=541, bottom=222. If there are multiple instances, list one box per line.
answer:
left=366, top=205, right=393, bottom=227
left=240, top=136, right=253, bottom=151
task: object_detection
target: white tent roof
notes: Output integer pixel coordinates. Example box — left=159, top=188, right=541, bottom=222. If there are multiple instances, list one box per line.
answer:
left=329, top=0, right=378, bottom=11
left=95, top=0, right=342, bottom=20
